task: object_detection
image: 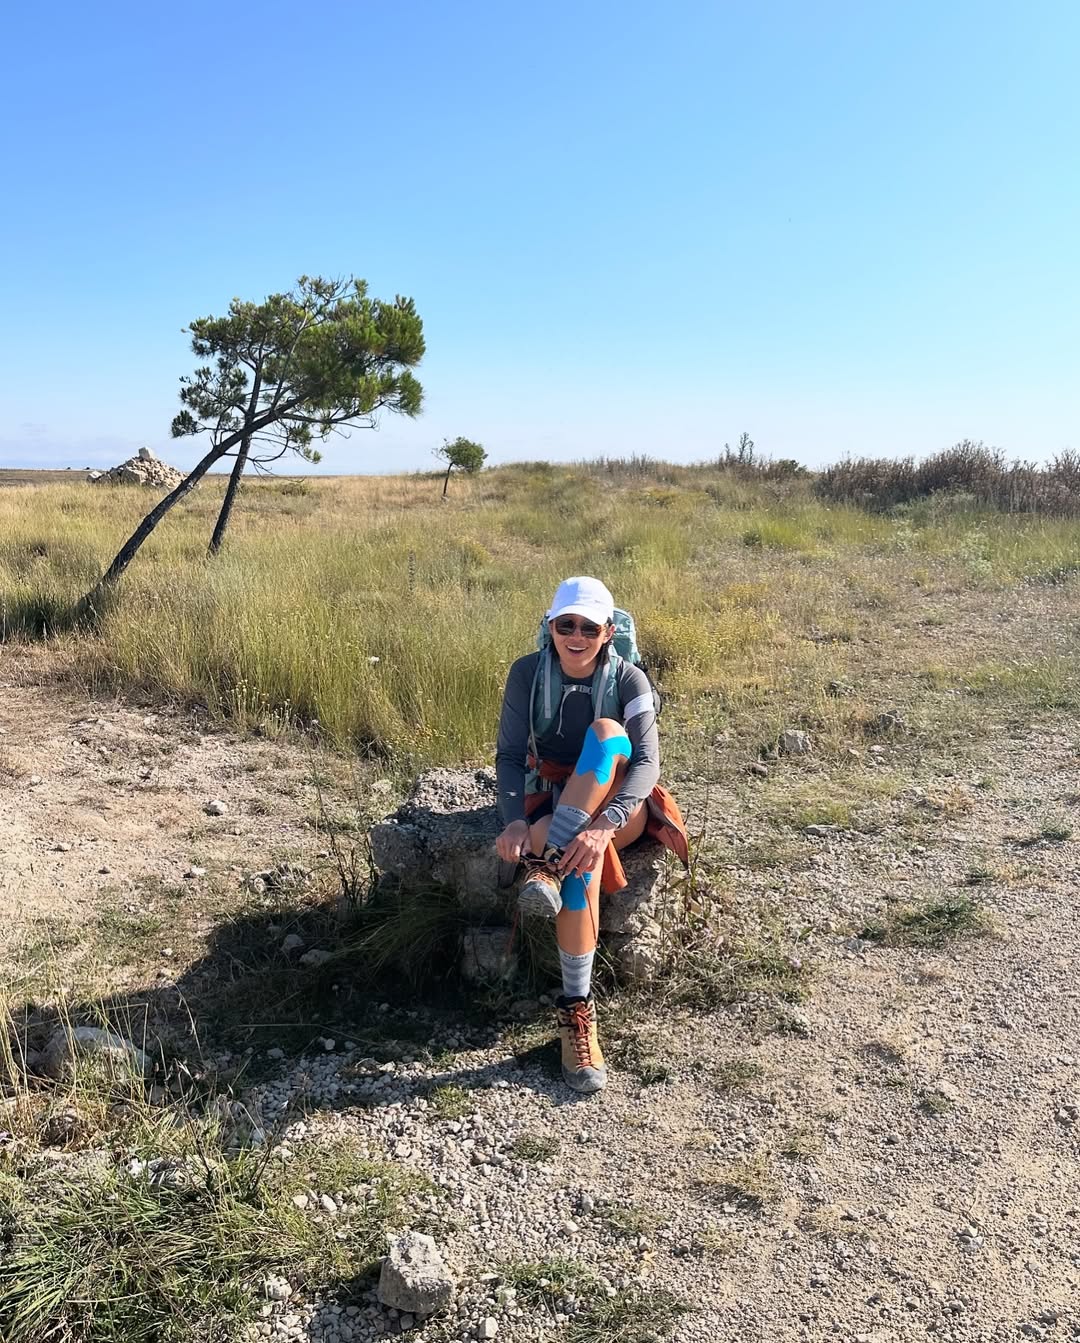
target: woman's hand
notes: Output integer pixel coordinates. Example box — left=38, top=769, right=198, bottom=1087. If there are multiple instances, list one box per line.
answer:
left=558, top=818, right=617, bottom=877
left=496, top=820, right=531, bottom=863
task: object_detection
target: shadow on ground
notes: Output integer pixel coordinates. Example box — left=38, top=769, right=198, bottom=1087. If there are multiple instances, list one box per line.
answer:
left=5, top=881, right=605, bottom=1118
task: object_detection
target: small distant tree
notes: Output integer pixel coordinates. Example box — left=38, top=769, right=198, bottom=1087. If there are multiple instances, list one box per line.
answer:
left=79, top=275, right=424, bottom=615
left=436, top=436, right=486, bottom=496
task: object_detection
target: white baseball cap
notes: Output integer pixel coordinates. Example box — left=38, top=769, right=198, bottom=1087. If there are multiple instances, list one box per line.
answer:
left=546, top=576, right=615, bottom=625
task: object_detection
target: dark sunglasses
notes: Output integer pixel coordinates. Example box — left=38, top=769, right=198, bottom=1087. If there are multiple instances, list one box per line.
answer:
left=553, top=616, right=606, bottom=639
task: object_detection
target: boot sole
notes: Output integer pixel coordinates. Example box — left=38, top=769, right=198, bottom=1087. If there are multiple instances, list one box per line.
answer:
left=517, top=883, right=562, bottom=919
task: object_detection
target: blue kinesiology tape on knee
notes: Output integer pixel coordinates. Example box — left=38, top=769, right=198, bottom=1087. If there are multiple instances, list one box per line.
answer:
left=546, top=804, right=592, bottom=852
left=574, top=724, right=632, bottom=786
left=560, top=868, right=592, bottom=911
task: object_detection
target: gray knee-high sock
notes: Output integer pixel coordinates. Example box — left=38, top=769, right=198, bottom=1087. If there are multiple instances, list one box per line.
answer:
left=546, top=805, right=592, bottom=854
left=559, top=947, right=595, bottom=1000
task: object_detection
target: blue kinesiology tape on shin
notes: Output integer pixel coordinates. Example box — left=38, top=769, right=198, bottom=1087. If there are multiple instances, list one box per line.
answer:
left=560, top=868, right=593, bottom=912
left=574, top=724, right=632, bottom=786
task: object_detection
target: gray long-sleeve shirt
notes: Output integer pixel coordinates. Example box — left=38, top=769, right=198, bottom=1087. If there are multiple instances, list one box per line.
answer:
left=495, top=652, right=660, bottom=829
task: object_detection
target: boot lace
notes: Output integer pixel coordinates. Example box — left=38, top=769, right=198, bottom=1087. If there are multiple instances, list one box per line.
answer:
left=566, top=1000, right=594, bottom=1068
left=521, top=854, right=557, bottom=881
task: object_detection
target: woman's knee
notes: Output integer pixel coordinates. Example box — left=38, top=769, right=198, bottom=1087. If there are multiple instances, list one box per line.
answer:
left=590, top=717, right=627, bottom=741
left=577, top=720, right=631, bottom=784
left=613, top=800, right=648, bottom=851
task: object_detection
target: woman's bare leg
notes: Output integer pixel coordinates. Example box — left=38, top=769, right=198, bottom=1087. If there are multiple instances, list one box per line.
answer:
left=549, top=800, right=644, bottom=1093
left=553, top=800, right=645, bottom=954
left=543, top=718, right=632, bottom=857
left=520, top=720, right=644, bottom=920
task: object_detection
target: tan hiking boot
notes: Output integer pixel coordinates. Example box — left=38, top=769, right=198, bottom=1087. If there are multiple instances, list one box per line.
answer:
left=555, top=994, right=607, bottom=1093
left=517, top=854, right=563, bottom=919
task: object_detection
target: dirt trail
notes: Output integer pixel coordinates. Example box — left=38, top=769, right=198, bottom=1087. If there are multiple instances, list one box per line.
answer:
left=0, top=648, right=326, bottom=937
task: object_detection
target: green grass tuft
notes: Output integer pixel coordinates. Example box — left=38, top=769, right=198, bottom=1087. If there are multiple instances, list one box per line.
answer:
left=598, top=1200, right=660, bottom=1239
left=499, top=1256, right=597, bottom=1308
left=0, top=1132, right=423, bottom=1343
left=713, top=1057, right=765, bottom=1090
left=668, top=918, right=811, bottom=1009
left=428, top=1084, right=474, bottom=1121
left=509, top=1133, right=559, bottom=1162
left=568, top=1288, right=688, bottom=1343
left=859, top=895, right=990, bottom=948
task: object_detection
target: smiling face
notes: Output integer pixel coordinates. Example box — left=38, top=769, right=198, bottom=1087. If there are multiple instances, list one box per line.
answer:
left=549, top=614, right=613, bottom=678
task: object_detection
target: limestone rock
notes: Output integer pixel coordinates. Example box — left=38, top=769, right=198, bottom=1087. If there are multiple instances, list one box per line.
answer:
left=369, top=769, right=503, bottom=915
left=299, top=948, right=332, bottom=969
left=608, top=916, right=665, bottom=984
left=778, top=728, right=812, bottom=756
left=599, top=845, right=669, bottom=936
left=41, top=1026, right=152, bottom=1082
left=461, top=927, right=518, bottom=983
left=377, top=1231, right=455, bottom=1315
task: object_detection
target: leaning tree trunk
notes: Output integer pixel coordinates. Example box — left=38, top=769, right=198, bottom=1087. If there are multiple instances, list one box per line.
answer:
left=207, top=435, right=250, bottom=556
left=77, top=398, right=289, bottom=619
left=442, top=462, right=452, bottom=496
left=76, top=442, right=231, bottom=620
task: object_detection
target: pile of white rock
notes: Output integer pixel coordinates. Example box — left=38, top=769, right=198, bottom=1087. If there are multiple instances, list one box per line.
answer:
left=88, top=446, right=185, bottom=489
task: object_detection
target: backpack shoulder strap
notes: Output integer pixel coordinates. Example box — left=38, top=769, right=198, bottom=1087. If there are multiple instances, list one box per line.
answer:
left=528, top=648, right=552, bottom=761
left=596, top=647, right=623, bottom=721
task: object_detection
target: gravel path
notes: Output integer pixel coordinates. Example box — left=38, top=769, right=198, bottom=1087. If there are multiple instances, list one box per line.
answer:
left=2, top=646, right=1078, bottom=1342
left=236, top=731, right=1080, bottom=1343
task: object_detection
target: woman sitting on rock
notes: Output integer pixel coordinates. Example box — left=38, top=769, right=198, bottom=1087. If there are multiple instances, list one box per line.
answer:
left=495, top=576, right=688, bottom=1094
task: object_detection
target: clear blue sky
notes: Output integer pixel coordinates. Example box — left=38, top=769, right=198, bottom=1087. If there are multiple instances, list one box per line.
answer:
left=1, top=1, right=1077, bottom=473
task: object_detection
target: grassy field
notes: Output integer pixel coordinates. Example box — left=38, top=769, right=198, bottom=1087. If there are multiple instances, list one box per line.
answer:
left=2, top=459, right=1078, bottom=779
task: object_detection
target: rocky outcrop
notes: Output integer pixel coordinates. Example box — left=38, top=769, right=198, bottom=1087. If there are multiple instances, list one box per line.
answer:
left=369, top=769, right=503, bottom=917
left=89, top=446, right=185, bottom=489
left=369, top=769, right=678, bottom=983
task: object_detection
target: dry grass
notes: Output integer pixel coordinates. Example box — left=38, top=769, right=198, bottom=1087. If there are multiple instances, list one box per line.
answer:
left=696, top=1150, right=780, bottom=1211
left=1, top=464, right=1077, bottom=772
